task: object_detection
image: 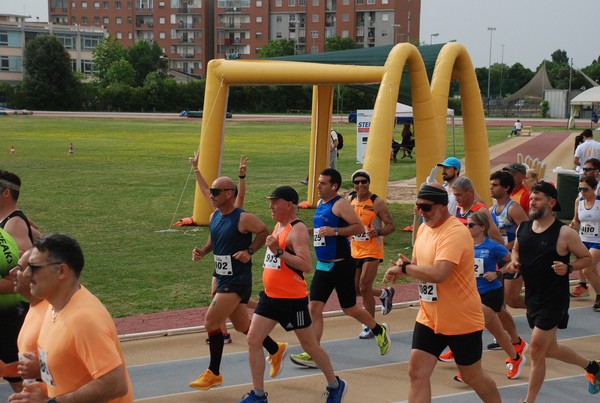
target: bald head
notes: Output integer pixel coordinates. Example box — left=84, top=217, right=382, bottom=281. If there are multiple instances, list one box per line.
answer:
left=212, top=176, right=235, bottom=189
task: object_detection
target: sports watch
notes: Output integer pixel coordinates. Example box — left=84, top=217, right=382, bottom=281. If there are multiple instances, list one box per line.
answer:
left=247, top=247, right=254, bottom=255
left=275, top=248, right=284, bottom=258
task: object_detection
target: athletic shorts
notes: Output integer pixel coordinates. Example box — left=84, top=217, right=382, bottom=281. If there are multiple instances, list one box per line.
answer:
left=309, top=258, right=357, bottom=309
left=526, top=304, right=569, bottom=330
left=0, top=301, right=29, bottom=382
left=480, top=286, right=504, bottom=313
left=354, top=257, right=382, bottom=269
left=412, top=321, right=483, bottom=366
left=215, top=284, right=252, bottom=304
left=583, top=241, right=600, bottom=250
left=254, top=291, right=311, bottom=331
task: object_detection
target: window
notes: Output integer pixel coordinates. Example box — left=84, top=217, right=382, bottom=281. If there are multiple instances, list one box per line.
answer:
left=312, top=0, right=318, bottom=5
left=116, top=1, right=121, bottom=8
left=127, top=16, right=132, bottom=23
left=94, top=1, right=100, bottom=9
left=341, top=30, right=348, bottom=37
left=80, top=59, right=93, bottom=74
left=103, top=17, right=109, bottom=24
left=367, top=0, right=374, bottom=3
left=71, top=1, right=76, bottom=7
left=381, top=30, right=387, bottom=36
left=71, top=16, right=76, bottom=23
left=0, top=32, right=7, bottom=46
left=355, top=0, right=363, bottom=4
left=0, top=57, right=7, bottom=71
left=275, top=0, right=281, bottom=6
left=256, top=16, right=262, bottom=23
left=81, top=35, right=101, bottom=49
left=343, top=0, right=349, bottom=4
left=159, top=32, right=166, bottom=39
left=288, top=0, right=294, bottom=5
left=116, top=17, right=122, bottom=24
left=128, top=1, right=132, bottom=8
left=56, top=34, right=75, bottom=49
left=159, top=17, right=165, bottom=24
left=382, top=0, right=388, bottom=3
left=342, top=13, right=349, bottom=21
left=103, top=1, right=109, bottom=8
left=256, top=31, right=262, bottom=38
left=276, top=16, right=282, bottom=22
left=0, top=56, right=21, bottom=72
left=312, top=14, right=318, bottom=22
left=128, top=32, right=133, bottom=39
left=299, top=0, right=305, bottom=4
left=116, top=32, right=122, bottom=39
left=82, top=16, right=88, bottom=23
left=82, top=1, right=88, bottom=8
left=276, top=32, right=282, bottom=38
left=93, top=16, right=99, bottom=24
left=381, top=13, right=388, bottom=21
left=256, top=0, right=262, bottom=6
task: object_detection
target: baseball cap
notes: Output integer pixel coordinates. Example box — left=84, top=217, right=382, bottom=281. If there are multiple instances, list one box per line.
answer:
left=532, top=181, right=561, bottom=211
left=437, top=157, right=461, bottom=170
left=503, top=163, right=527, bottom=175
left=266, top=186, right=299, bottom=205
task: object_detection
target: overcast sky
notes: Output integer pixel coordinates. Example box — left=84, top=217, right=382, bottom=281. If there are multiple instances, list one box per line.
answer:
left=2, top=0, right=599, bottom=70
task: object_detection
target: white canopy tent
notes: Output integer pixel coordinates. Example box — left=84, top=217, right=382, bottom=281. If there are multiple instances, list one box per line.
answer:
left=569, top=87, right=600, bottom=128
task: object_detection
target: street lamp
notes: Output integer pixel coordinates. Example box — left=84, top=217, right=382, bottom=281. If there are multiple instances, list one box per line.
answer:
left=430, top=32, right=439, bottom=45
left=392, top=23, right=401, bottom=44
left=500, top=44, right=505, bottom=98
left=487, top=27, right=496, bottom=113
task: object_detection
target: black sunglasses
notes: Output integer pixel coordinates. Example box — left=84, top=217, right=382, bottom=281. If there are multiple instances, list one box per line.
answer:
left=353, top=179, right=369, bottom=185
left=209, top=188, right=234, bottom=197
left=578, top=187, right=592, bottom=192
left=467, top=222, right=480, bottom=228
left=582, top=167, right=596, bottom=172
left=415, top=202, right=435, bottom=212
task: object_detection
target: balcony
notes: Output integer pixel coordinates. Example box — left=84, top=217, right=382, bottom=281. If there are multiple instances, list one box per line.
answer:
left=178, top=37, right=195, bottom=43
left=135, top=7, right=154, bottom=15
left=178, top=22, right=196, bottom=28
left=223, top=7, right=243, bottom=13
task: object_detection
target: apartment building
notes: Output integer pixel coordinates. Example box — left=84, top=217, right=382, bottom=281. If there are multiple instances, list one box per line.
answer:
left=0, top=14, right=106, bottom=83
left=48, top=0, right=420, bottom=78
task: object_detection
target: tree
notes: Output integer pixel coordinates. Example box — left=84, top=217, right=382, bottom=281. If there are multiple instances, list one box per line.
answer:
left=105, top=59, right=136, bottom=87
left=92, top=35, right=127, bottom=87
left=325, top=36, right=361, bottom=52
left=258, top=39, right=296, bottom=58
left=551, top=49, right=569, bottom=65
left=127, top=40, right=167, bottom=86
left=20, top=34, right=80, bottom=110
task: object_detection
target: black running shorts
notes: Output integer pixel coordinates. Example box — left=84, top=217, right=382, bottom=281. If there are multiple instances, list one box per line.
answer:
left=526, top=304, right=569, bottom=330
left=254, top=291, right=311, bottom=331
left=480, top=286, right=504, bottom=313
left=412, top=321, right=483, bottom=366
left=309, top=258, right=357, bottom=309
left=216, top=284, right=252, bottom=304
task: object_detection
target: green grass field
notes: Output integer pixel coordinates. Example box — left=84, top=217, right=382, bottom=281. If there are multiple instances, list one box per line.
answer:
left=1, top=116, right=556, bottom=317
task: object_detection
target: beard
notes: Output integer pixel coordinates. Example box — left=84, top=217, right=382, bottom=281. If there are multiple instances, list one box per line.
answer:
left=529, top=208, right=545, bottom=220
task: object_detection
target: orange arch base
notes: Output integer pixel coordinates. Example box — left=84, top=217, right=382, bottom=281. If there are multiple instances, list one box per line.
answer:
left=188, top=43, right=490, bottom=225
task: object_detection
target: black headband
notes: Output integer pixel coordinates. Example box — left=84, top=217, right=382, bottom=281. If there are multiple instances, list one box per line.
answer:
left=417, top=184, right=449, bottom=205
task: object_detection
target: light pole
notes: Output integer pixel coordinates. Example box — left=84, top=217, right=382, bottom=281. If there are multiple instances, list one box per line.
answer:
left=500, top=44, right=505, bottom=98
left=487, top=27, right=496, bottom=113
left=430, top=32, right=439, bottom=45
left=392, top=23, right=401, bottom=44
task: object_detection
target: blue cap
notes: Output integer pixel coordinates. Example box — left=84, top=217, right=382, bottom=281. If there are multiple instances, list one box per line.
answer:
left=437, top=157, right=461, bottom=170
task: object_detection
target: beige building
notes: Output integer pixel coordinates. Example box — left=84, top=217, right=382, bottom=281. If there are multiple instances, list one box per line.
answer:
left=0, top=14, right=106, bottom=84
left=48, top=0, right=420, bottom=78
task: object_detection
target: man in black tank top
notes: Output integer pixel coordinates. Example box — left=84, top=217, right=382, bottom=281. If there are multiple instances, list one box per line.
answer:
left=507, top=182, right=600, bottom=402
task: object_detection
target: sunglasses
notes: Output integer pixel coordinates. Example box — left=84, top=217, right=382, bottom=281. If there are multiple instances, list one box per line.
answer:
left=582, top=168, right=596, bottom=172
left=353, top=179, right=369, bottom=185
left=415, top=202, right=435, bottom=212
left=579, top=187, right=592, bottom=192
left=209, top=188, right=234, bottom=197
left=467, top=222, right=481, bottom=228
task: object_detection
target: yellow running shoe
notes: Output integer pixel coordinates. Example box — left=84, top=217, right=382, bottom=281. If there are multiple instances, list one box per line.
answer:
left=188, top=369, right=223, bottom=390
left=267, top=342, right=288, bottom=378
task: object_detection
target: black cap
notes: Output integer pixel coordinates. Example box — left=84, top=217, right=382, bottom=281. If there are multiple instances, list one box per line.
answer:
left=532, top=181, right=561, bottom=211
left=503, top=162, right=527, bottom=175
left=266, top=186, right=299, bottom=205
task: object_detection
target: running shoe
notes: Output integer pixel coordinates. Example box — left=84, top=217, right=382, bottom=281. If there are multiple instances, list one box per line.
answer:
left=513, top=338, right=529, bottom=355
left=506, top=354, right=527, bottom=379
left=438, top=350, right=454, bottom=362
left=239, top=390, right=268, bottom=403
left=453, top=373, right=464, bottom=383
left=188, top=369, right=223, bottom=390
left=381, top=287, right=395, bottom=315
left=267, top=342, right=288, bottom=378
left=358, top=326, right=374, bottom=339
left=375, top=323, right=391, bottom=355
left=290, top=351, right=318, bottom=368
left=593, top=296, right=600, bottom=312
left=570, top=285, right=590, bottom=298
left=487, top=339, right=502, bottom=350
left=324, top=376, right=347, bottom=403
left=300, top=179, right=309, bottom=185
left=586, top=361, right=600, bottom=394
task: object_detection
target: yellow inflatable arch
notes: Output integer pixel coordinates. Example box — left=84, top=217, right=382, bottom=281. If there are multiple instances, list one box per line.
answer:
left=191, top=42, right=490, bottom=225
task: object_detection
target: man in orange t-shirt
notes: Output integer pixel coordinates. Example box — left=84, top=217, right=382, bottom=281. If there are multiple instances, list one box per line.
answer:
left=385, top=183, right=500, bottom=403
left=8, top=233, right=133, bottom=403
left=503, top=163, right=531, bottom=214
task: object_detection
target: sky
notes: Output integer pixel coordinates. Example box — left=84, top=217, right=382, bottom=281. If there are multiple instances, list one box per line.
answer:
left=2, top=0, right=599, bottom=70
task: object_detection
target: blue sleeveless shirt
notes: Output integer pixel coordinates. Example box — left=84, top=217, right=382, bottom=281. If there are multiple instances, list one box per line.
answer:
left=313, top=196, right=351, bottom=261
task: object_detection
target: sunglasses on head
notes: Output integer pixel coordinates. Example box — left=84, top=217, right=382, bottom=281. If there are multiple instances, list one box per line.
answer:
left=415, top=202, right=435, bottom=212
left=579, top=187, right=592, bottom=192
left=353, top=179, right=368, bottom=185
left=467, top=222, right=480, bottom=228
left=209, top=188, right=234, bottom=197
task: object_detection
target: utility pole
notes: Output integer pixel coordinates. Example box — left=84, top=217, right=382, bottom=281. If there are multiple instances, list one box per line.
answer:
left=487, top=27, right=496, bottom=114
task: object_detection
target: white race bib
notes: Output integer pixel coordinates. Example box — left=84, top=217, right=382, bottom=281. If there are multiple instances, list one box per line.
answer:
left=580, top=222, right=599, bottom=237
left=263, top=249, right=281, bottom=270
left=38, top=347, right=55, bottom=387
left=214, top=255, right=233, bottom=275
left=313, top=228, right=326, bottom=247
left=418, top=282, right=438, bottom=302
left=474, top=257, right=485, bottom=277
left=352, top=232, right=369, bottom=242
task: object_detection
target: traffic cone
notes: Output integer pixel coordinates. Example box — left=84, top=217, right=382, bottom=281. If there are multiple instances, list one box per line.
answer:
left=68, top=143, right=74, bottom=156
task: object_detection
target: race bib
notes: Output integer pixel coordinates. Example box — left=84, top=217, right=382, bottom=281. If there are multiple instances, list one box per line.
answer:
left=418, top=282, right=438, bottom=302
left=474, top=257, right=485, bottom=277
left=313, top=228, right=326, bottom=247
left=263, top=249, right=281, bottom=270
left=352, top=232, right=369, bottom=242
left=38, top=347, right=55, bottom=387
left=580, top=222, right=599, bottom=238
left=214, top=255, right=233, bottom=276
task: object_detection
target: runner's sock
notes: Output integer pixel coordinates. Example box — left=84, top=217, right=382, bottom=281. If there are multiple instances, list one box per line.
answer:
left=379, top=289, right=386, bottom=299
left=253, top=389, right=266, bottom=397
left=585, top=360, right=600, bottom=375
left=328, top=378, right=340, bottom=389
left=579, top=282, right=588, bottom=289
left=208, top=329, right=224, bottom=375
left=371, top=323, right=383, bottom=336
left=262, top=336, right=279, bottom=355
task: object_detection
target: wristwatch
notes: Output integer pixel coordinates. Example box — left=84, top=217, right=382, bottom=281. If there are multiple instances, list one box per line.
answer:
left=247, top=247, right=254, bottom=255
left=567, top=263, right=574, bottom=274
left=47, top=399, right=58, bottom=403
left=275, top=248, right=284, bottom=258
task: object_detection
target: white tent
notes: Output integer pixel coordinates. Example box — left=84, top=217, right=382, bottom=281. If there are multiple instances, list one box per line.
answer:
left=395, top=102, right=455, bottom=117
left=569, top=87, right=600, bottom=128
